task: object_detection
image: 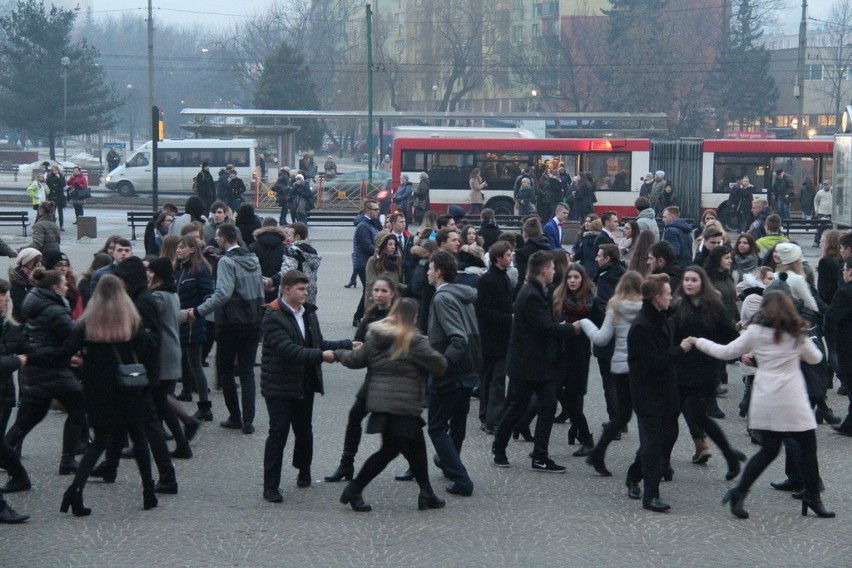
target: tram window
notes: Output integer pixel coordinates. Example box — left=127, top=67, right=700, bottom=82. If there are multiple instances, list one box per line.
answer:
left=477, top=151, right=531, bottom=192
left=584, top=154, right=631, bottom=191
left=426, top=152, right=474, bottom=189
left=401, top=150, right=425, bottom=171
left=770, top=157, right=818, bottom=198
left=714, top=156, right=770, bottom=194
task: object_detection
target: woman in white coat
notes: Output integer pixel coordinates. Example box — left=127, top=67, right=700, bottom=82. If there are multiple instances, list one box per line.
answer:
left=688, top=291, right=834, bottom=520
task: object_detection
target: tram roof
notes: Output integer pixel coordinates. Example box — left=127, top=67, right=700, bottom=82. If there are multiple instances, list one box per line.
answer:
left=179, top=109, right=668, bottom=122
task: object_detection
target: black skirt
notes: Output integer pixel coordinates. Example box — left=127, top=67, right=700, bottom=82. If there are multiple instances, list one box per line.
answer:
left=366, top=412, right=425, bottom=440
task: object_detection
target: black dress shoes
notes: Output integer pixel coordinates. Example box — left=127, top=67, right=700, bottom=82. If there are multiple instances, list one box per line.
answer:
left=324, top=464, right=354, bottom=482
left=626, top=481, right=642, bottom=500
left=395, top=469, right=414, bottom=481
left=445, top=483, right=473, bottom=496
left=297, top=469, right=311, bottom=488
left=832, top=425, right=852, bottom=437
left=770, top=479, right=801, bottom=492
left=585, top=455, right=612, bottom=477
left=642, top=497, right=671, bottom=512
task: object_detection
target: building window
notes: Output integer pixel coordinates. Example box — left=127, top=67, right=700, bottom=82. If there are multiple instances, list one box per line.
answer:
left=395, top=39, right=405, bottom=54
left=395, top=12, right=404, bottom=28
left=512, top=25, right=523, bottom=42
left=818, top=115, right=837, bottom=127
left=804, top=64, right=823, bottom=81
left=532, top=23, right=539, bottom=37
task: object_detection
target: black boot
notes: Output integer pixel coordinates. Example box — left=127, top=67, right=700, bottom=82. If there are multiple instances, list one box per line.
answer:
left=340, top=482, right=371, bottom=512
left=814, top=398, right=841, bottom=425
left=192, top=401, right=213, bottom=422
left=143, top=480, right=158, bottom=510
left=801, top=493, right=835, bottom=518
left=90, top=462, right=117, bottom=483
left=0, top=475, right=31, bottom=493
left=59, top=454, right=78, bottom=475
left=59, top=485, right=91, bottom=517
left=722, top=487, right=749, bottom=519
left=707, top=396, right=725, bottom=419
left=324, top=459, right=355, bottom=482
left=418, top=490, right=446, bottom=510
left=738, top=375, right=753, bottom=418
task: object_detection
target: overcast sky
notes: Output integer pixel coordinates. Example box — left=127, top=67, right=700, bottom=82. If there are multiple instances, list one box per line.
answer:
left=92, top=0, right=838, bottom=33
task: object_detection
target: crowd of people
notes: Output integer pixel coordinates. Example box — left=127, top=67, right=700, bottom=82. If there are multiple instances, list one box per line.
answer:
left=1, top=183, right=849, bottom=524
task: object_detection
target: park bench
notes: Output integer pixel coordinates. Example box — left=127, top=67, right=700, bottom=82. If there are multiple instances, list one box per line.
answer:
left=127, top=211, right=154, bottom=240
left=0, top=211, right=30, bottom=237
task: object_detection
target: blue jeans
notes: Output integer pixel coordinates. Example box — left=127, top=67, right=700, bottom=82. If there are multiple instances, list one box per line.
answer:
left=428, top=385, right=473, bottom=492
left=777, top=197, right=789, bottom=220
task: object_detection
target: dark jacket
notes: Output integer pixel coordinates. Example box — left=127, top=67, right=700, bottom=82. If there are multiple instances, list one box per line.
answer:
left=195, top=247, right=264, bottom=331
left=335, top=320, right=446, bottom=417
left=514, top=235, right=550, bottom=294
left=249, top=226, right=289, bottom=303
left=663, top=219, right=694, bottom=268
left=506, top=278, right=575, bottom=382
left=556, top=294, right=604, bottom=397
left=572, top=231, right=601, bottom=279
left=671, top=301, right=739, bottom=390
left=825, top=281, right=852, bottom=371
left=236, top=214, right=262, bottom=246
left=428, top=283, right=482, bottom=389
left=29, top=216, right=61, bottom=253
left=477, top=222, right=502, bottom=252
left=0, top=317, right=23, bottom=410
left=627, top=300, right=684, bottom=416
left=352, top=214, right=380, bottom=270
left=260, top=299, right=352, bottom=399
left=393, top=181, right=413, bottom=209
left=195, top=169, right=216, bottom=209
left=8, top=266, right=32, bottom=324
left=652, top=262, right=684, bottom=292
left=115, top=261, right=162, bottom=386
left=476, top=264, right=514, bottom=360
left=216, top=169, right=230, bottom=199
left=595, top=261, right=626, bottom=305
left=817, top=255, right=844, bottom=306
left=174, top=260, right=214, bottom=345
left=20, top=286, right=79, bottom=398
left=46, top=171, right=66, bottom=207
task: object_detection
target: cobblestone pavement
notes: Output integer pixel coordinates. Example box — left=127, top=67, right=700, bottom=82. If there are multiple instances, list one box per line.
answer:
left=1, top=211, right=850, bottom=567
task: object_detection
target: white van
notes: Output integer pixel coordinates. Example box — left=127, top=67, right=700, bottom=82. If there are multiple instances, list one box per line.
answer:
left=105, top=138, right=258, bottom=197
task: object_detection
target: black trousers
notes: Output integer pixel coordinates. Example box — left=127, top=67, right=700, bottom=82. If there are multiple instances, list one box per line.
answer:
left=478, top=356, right=506, bottom=430
left=0, top=408, right=26, bottom=479
left=630, top=412, right=679, bottom=501
left=180, top=342, right=209, bottom=401
left=73, top=203, right=84, bottom=218
left=494, top=378, right=556, bottom=462
left=217, top=328, right=259, bottom=425
left=598, top=358, right=617, bottom=422
left=353, top=429, right=432, bottom=494
left=352, top=267, right=367, bottom=321
left=152, top=380, right=188, bottom=451
left=591, top=373, right=632, bottom=463
left=339, top=395, right=368, bottom=464
left=738, top=429, right=821, bottom=496
left=5, top=389, right=84, bottom=459
left=263, top=392, right=315, bottom=490
left=680, top=384, right=737, bottom=461
left=101, top=391, right=175, bottom=484
left=73, top=421, right=152, bottom=491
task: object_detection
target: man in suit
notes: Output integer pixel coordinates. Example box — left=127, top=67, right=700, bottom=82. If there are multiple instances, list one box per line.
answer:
left=594, top=211, right=618, bottom=251
left=475, top=241, right=515, bottom=434
left=491, top=250, right=577, bottom=472
left=543, top=203, right=570, bottom=250
left=825, top=256, right=852, bottom=436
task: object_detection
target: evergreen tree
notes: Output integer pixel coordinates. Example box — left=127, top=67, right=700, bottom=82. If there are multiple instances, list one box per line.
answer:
left=253, top=41, right=323, bottom=152
left=0, top=0, right=122, bottom=159
left=716, top=0, right=778, bottom=130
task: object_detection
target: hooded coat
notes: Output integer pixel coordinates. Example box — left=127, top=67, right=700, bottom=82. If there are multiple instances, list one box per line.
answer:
left=636, top=207, right=660, bottom=241
left=174, top=260, right=213, bottom=345
left=428, top=283, right=482, bottom=389
left=580, top=299, right=642, bottom=374
left=250, top=226, right=289, bottom=302
left=514, top=234, right=550, bottom=293
left=114, top=257, right=162, bottom=385
left=352, top=213, right=381, bottom=270
left=20, top=286, right=79, bottom=397
left=195, top=247, right=264, bottom=331
left=281, top=240, right=323, bottom=305
left=662, top=219, right=694, bottom=268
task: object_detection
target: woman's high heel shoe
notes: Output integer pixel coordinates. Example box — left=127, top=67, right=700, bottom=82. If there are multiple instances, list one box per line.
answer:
left=567, top=423, right=577, bottom=445
left=340, top=483, right=371, bottom=512
left=418, top=491, right=446, bottom=510
left=801, top=495, right=835, bottom=518
left=725, top=449, right=747, bottom=481
left=143, top=483, right=158, bottom=510
left=59, top=486, right=92, bottom=517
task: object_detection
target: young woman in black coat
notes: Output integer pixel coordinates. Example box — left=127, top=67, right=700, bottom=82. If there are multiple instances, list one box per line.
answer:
left=671, top=266, right=746, bottom=479
left=552, top=263, right=604, bottom=457
left=49, top=275, right=157, bottom=516
left=235, top=203, right=262, bottom=246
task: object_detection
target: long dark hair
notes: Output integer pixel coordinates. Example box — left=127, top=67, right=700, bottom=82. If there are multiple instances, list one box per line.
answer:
left=553, top=262, right=594, bottom=315
left=705, top=245, right=733, bottom=282
left=673, top=265, right=724, bottom=332
left=363, top=274, right=399, bottom=324
left=755, top=291, right=807, bottom=343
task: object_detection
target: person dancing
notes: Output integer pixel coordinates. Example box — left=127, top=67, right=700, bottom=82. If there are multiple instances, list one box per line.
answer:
left=334, top=298, right=448, bottom=512
left=690, top=291, right=834, bottom=519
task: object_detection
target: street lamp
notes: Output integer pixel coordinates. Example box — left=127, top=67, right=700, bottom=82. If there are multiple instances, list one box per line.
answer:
left=432, top=84, right=439, bottom=111
left=61, top=56, right=70, bottom=162
left=127, top=84, right=134, bottom=151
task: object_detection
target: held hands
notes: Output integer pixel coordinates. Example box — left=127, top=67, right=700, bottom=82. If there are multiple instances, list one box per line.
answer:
left=322, top=350, right=336, bottom=363
left=740, top=353, right=755, bottom=366
left=680, top=337, right=696, bottom=352
left=262, top=276, right=274, bottom=292
left=183, top=308, right=196, bottom=323
left=352, top=342, right=363, bottom=350
left=16, top=354, right=27, bottom=367
left=572, top=321, right=583, bottom=333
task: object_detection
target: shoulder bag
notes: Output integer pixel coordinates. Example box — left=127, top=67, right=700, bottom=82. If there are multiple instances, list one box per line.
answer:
left=112, top=344, right=149, bottom=390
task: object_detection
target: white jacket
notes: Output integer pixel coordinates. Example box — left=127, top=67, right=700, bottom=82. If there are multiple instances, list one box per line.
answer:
left=813, top=188, right=832, bottom=216
left=579, top=300, right=642, bottom=374
left=695, top=325, right=821, bottom=432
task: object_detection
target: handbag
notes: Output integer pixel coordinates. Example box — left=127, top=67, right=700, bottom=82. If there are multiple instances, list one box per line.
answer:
left=76, top=186, right=92, bottom=199
left=112, top=344, right=148, bottom=390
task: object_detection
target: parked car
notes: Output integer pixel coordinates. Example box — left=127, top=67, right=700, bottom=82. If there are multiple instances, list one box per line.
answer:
left=322, top=170, right=390, bottom=202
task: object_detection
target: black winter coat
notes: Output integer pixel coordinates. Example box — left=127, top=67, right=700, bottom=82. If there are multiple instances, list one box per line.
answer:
left=627, top=301, right=684, bottom=416
left=249, top=226, right=289, bottom=302
left=671, top=301, right=739, bottom=390
left=20, top=286, right=79, bottom=398
left=506, top=279, right=575, bottom=382
left=825, top=281, right=852, bottom=371
left=195, top=169, right=216, bottom=209
left=46, top=171, right=66, bottom=207
left=9, top=266, right=32, bottom=324
left=0, top=317, right=23, bottom=410
left=260, top=300, right=352, bottom=400
left=514, top=235, right=550, bottom=294
left=174, top=261, right=214, bottom=345
left=477, top=223, right=502, bottom=252
left=476, top=265, right=514, bottom=359
left=556, top=295, right=604, bottom=397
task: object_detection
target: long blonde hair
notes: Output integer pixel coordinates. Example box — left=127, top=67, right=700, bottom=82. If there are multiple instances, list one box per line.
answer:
left=81, top=274, right=141, bottom=343
left=607, top=270, right=643, bottom=323
left=388, top=298, right=418, bottom=359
